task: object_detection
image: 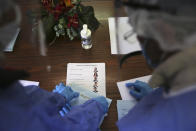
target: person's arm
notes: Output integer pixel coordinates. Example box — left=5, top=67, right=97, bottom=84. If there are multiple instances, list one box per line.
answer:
left=51, top=83, right=108, bottom=131
left=60, top=99, right=106, bottom=131
left=0, top=81, right=107, bottom=131
left=24, top=85, right=107, bottom=131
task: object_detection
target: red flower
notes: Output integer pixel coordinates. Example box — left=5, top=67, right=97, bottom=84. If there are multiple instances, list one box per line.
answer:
left=41, top=0, right=52, bottom=11
left=67, top=14, right=79, bottom=28
left=53, top=4, right=64, bottom=19
left=41, top=0, right=76, bottom=20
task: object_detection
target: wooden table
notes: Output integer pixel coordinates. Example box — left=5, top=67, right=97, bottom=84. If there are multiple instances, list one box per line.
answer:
left=5, top=0, right=152, bottom=130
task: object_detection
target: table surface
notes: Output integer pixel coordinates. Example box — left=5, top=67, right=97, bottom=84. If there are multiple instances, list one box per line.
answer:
left=5, top=0, right=152, bottom=131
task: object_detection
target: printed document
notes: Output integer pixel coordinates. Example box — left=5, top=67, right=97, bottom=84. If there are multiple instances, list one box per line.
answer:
left=19, top=80, right=39, bottom=87
left=108, top=17, right=141, bottom=54
left=117, top=75, right=151, bottom=100
left=117, top=100, right=137, bottom=120
left=66, top=63, right=106, bottom=97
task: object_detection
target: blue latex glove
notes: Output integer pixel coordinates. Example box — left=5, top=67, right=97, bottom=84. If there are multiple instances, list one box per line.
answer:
left=126, top=80, right=153, bottom=100
left=59, top=103, right=72, bottom=117
left=92, top=96, right=109, bottom=114
left=53, top=82, right=79, bottom=102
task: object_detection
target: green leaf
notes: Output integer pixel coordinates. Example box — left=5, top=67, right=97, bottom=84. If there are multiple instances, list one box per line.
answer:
left=42, top=14, right=56, bottom=44
left=53, top=0, right=59, bottom=6
left=77, top=4, right=100, bottom=31
left=71, top=27, right=78, bottom=37
left=66, top=28, right=74, bottom=40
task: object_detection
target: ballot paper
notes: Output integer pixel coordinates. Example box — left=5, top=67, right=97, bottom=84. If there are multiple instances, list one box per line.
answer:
left=117, top=75, right=152, bottom=100
left=70, top=84, right=112, bottom=107
left=19, top=80, right=39, bottom=87
left=117, top=100, right=137, bottom=120
left=4, top=28, right=20, bottom=52
left=108, top=17, right=141, bottom=54
left=69, top=84, right=112, bottom=127
left=66, top=63, right=106, bottom=97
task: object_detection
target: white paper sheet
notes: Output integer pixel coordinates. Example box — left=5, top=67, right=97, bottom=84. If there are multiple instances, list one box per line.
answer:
left=66, top=63, right=106, bottom=97
left=70, top=84, right=111, bottom=107
left=117, top=100, right=137, bottom=120
left=19, top=80, right=39, bottom=87
left=4, top=28, right=20, bottom=52
left=108, top=17, right=141, bottom=54
left=69, top=84, right=111, bottom=127
left=117, top=75, right=152, bottom=100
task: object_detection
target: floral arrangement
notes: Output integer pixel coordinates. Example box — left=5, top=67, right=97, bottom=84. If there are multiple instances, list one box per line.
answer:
left=39, top=0, right=99, bottom=44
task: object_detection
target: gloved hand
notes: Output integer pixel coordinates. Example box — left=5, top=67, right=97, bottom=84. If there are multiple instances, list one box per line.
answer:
left=59, top=103, right=72, bottom=117
left=126, top=80, right=153, bottom=100
left=53, top=82, right=79, bottom=102
left=92, top=96, right=109, bottom=114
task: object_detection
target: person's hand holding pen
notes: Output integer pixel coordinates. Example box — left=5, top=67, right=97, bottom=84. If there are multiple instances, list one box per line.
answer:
left=126, top=80, right=153, bottom=100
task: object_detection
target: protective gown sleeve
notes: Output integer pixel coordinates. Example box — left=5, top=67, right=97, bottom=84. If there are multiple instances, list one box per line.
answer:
left=60, top=100, right=105, bottom=131
left=117, top=87, right=196, bottom=131
left=0, top=82, right=105, bottom=131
